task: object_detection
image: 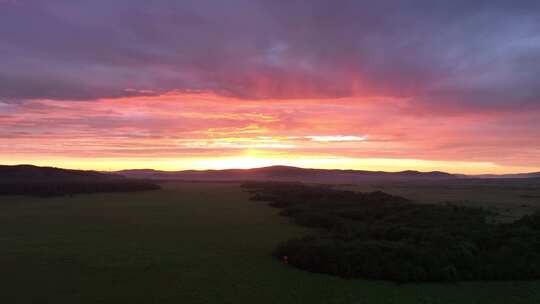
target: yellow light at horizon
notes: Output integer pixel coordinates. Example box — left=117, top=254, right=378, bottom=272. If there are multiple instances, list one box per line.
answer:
left=2, top=153, right=539, bottom=175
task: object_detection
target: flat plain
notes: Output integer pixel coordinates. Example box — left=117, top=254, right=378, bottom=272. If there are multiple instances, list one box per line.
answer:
left=2, top=181, right=540, bottom=303
left=335, top=178, right=540, bottom=221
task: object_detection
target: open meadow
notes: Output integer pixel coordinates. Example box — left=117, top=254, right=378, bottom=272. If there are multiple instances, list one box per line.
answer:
left=335, top=178, right=540, bottom=222
left=2, top=182, right=540, bottom=303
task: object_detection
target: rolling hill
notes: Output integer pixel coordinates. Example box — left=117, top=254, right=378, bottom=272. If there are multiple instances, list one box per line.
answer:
left=0, top=164, right=120, bottom=181
left=0, top=165, right=159, bottom=197
left=117, top=165, right=458, bottom=183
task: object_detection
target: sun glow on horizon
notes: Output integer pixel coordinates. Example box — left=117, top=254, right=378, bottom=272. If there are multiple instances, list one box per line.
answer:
left=2, top=2, right=540, bottom=181
left=2, top=150, right=539, bottom=175
left=2, top=92, right=539, bottom=175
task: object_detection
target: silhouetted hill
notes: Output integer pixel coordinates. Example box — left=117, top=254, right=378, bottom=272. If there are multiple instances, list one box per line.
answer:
left=0, top=165, right=159, bottom=197
left=0, top=164, right=120, bottom=180
left=117, top=165, right=457, bottom=182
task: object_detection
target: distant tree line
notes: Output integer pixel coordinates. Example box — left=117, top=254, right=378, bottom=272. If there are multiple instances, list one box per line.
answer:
left=0, top=179, right=160, bottom=197
left=242, top=182, right=540, bottom=282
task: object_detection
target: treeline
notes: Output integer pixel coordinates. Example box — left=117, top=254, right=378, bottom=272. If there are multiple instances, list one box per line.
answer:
left=0, top=179, right=160, bottom=197
left=242, top=182, right=540, bottom=282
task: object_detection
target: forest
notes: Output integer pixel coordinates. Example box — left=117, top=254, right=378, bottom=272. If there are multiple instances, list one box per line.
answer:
left=243, top=182, right=540, bottom=282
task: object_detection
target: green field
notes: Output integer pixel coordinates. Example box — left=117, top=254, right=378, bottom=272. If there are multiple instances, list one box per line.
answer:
left=336, top=179, right=540, bottom=221
left=2, top=182, right=540, bottom=303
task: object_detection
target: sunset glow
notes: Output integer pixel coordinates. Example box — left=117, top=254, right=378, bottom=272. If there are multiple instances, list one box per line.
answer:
left=1, top=1, right=539, bottom=174
left=1, top=90, right=540, bottom=174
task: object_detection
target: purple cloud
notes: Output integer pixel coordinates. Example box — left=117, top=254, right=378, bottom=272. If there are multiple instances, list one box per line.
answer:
left=0, top=0, right=538, bottom=110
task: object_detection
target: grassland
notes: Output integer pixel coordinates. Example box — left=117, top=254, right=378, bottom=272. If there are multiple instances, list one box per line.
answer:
left=335, top=178, right=540, bottom=221
left=2, top=182, right=540, bottom=303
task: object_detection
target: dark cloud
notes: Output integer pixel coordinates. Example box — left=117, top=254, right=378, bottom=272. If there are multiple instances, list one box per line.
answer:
left=1, top=0, right=539, bottom=109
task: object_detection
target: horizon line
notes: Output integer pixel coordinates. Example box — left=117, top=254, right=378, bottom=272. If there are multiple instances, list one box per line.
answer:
left=3, top=163, right=539, bottom=177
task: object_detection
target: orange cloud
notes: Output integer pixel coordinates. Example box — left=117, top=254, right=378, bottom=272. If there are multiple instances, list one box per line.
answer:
left=1, top=92, right=539, bottom=173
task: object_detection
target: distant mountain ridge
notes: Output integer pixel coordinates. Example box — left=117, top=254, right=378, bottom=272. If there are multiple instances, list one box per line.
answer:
left=471, top=172, right=540, bottom=179
left=2, top=165, right=538, bottom=183
left=117, top=165, right=458, bottom=182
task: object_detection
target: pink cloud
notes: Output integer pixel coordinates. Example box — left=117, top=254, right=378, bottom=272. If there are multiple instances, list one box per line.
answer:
left=1, top=92, right=539, bottom=172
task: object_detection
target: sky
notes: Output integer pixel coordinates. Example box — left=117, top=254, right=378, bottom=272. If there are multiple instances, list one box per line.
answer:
left=1, top=0, right=539, bottom=174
